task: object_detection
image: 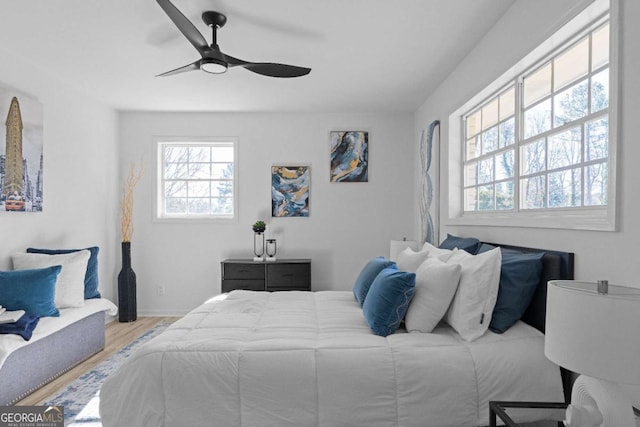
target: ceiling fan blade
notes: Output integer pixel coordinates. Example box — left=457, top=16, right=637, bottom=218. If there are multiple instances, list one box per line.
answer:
left=224, top=54, right=310, bottom=78
left=242, top=63, right=311, bottom=78
left=156, top=0, right=209, bottom=56
left=156, top=60, right=201, bottom=77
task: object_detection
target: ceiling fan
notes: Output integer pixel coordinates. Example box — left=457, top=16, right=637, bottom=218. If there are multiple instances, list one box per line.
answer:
left=155, top=0, right=311, bottom=78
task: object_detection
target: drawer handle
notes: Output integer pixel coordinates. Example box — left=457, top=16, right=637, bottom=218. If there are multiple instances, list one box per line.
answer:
left=238, top=269, right=250, bottom=273
left=281, top=273, right=294, bottom=277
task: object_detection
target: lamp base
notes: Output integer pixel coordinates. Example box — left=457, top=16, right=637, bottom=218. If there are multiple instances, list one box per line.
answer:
left=565, top=375, right=636, bottom=427
left=253, top=257, right=264, bottom=262
left=265, top=257, right=277, bottom=262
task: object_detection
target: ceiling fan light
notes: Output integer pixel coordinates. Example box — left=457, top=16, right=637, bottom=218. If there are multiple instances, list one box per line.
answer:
left=200, top=58, right=227, bottom=74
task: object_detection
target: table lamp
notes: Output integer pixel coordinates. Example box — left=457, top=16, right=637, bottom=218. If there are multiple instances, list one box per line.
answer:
left=389, top=238, right=418, bottom=262
left=545, top=280, right=640, bottom=427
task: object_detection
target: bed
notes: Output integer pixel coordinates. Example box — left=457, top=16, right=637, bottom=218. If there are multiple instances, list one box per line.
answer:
left=100, top=243, right=574, bottom=427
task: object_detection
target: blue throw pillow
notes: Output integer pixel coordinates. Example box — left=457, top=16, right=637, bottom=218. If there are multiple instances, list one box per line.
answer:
left=438, top=233, right=481, bottom=254
left=27, top=246, right=100, bottom=299
left=489, top=249, right=544, bottom=333
left=0, top=266, right=61, bottom=317
left=353, top=257, right=396, bottom=306
left=362, top=268, right=416, bottom=337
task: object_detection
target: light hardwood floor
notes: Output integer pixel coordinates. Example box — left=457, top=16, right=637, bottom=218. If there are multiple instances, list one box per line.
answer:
left=17, top=316, right=178, bottom=406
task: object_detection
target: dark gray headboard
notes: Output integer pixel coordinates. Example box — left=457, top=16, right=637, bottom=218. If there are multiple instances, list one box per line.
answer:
left=483, top=242, right=575, bottom=334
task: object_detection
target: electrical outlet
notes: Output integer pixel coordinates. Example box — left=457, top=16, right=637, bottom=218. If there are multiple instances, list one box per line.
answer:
left=157, top=285, right=165, bottom=296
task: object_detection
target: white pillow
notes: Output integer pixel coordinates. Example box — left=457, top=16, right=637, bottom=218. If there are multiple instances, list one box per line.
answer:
left=421, top=241, right=456, bottom=261
left=396, top=247, right=430, bottom=272
left=405, top=258, right=462, bottom=333
left=12, top=250, right=90, bottom=308
left=443, top=247, right=502, bottom=341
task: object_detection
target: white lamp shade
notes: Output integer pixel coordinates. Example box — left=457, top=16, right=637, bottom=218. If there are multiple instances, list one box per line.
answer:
left=390, top=239, right=419, bottom=262
left=545, top=280, right=640, bottom=385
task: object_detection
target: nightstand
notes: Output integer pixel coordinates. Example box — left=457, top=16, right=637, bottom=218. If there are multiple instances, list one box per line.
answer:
left=489, top=401, right=567, bottom=427
left=221, top=259, right=311, bottom=292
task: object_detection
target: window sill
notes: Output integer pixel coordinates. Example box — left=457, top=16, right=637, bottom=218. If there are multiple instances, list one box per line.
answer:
left=447, top=207, right=615, bottom=232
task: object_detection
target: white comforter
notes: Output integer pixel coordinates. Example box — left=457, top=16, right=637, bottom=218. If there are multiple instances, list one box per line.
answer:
left=0, top=298, right=117, bottom=369
left=100, top=291, right=563, bottom=427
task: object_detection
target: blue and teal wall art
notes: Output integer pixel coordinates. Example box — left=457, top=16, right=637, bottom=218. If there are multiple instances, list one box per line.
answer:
left=271, top=165, right=310, bottom=217
left=330, top=131, right=368, bottom=182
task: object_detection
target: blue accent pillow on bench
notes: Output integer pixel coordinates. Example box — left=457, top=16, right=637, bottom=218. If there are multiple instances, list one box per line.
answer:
left=0, top=266, right=62, bottom=317
left=27, top=246, right=100, bottom=299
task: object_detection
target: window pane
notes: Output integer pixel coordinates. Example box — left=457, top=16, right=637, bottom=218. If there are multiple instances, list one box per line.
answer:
left=586, top=118, right=608, bottom=161
left=212, top=181, right=233, bottom=197
left=592, top=23, right=609, bottom=70
left=465, top=162, right=478, bottom=186
left=164, top=181, right=186, bottom=197
left=188, top=198, right=211, bottom=214
left=496, top=181, right=514, bottom=210
left=521, top=176, right=546, bottom=209
left=188, top=181, right=210, bottom=197
left=554, top=38, right=589, bottom=91
left=499, top=87, right=515, bottom=120
left=482, top=126, right=499, bottom=154
left=188, top=147, right=211, bottom=162
left=548, top=168, right=581, bottom=208
left=495, top=150, right=515, bottom=180
left=464, top=188, right=477, bottom=211
left=524, top=99, right=551, bottom=139
left=467, top=136, right=481, bottom=160
left=591, top=68, right=609, bottom=113
left=212, top=163, right=233, bottom=179
left=524, top=63, right=551, bottom=107
left=165, top=198, right=187, bottom=214
left=467, top=110, right=481, bottom=138
left=585, top=162, right=608, bottom=206
left=554, top=79, right=589, bottom=127
left=165, top=162, right=188, bottom=179
left=165, top=146, right=188, bottom=162
left=482, top=99, right=499, bottom=130
left=213, top=146, right=234, bottom=162
left=212, top=197, right=234, bottom=214
left=478, top=185, right=494, bottom=210
left=499, top=118, right=515, bottom=147
left=189, top=162, right=212, bottom=179
left=521, top=139, right=546, bottom=175
left=548, top=128, right=581, bottom=170
left=478, top=158, right=494, bottom=184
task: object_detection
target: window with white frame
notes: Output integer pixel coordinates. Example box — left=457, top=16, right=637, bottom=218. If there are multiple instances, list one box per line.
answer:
left=450, top=0, right=616, bottom=231
left=156, top=140, right=237, bottom=220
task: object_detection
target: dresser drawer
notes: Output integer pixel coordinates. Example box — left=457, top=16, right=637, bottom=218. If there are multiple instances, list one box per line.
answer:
left=223, top=263, right=265, bottom=280
left=222, top=279, right=265, bottom=293
left=267, top=263, right=311, bottom=290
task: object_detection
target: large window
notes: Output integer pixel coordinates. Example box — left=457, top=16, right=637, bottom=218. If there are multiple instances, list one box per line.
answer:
left=450, top=0, right=616, bottom=231
left=156, top=140, right=237, bottom=220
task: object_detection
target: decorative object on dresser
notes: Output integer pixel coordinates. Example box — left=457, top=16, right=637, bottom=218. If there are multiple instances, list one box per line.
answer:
left=221, top=259, right=311, bottom=292
left=265, top=239, right=277, bottom=261
left=545, top=280, right=640, bottom=427
left=118, top=162, right=143, bottom=322
left=252, top=220, right=266, bottom=262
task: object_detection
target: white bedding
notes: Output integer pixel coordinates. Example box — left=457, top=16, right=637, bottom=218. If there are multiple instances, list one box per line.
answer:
left=100, top=291, right=563, bottom=427
left=0, top=298, right=117, bottom=369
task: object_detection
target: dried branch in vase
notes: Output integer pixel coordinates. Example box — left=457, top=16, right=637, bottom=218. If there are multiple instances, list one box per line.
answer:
left=121, top=162, right=144, bottom=242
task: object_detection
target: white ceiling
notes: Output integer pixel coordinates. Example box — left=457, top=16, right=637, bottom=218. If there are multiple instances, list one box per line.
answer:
left=0, top=0, right=514, bottom=113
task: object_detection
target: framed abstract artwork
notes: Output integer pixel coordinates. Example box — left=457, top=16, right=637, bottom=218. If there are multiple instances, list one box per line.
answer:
left=271, top=165, right=310, bottom=217
left=0, top=86, right=44, bottom=212
left=330, top=131, right=368, bottom=182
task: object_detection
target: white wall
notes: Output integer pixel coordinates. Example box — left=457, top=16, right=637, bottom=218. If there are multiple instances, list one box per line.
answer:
left=119, top=112, right=414, bottom=315
left=0, top=48, right=120, bottom=301
left=414, top=0, right=640, bottom=289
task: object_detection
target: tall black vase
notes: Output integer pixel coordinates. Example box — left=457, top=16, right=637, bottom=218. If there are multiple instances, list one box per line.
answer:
left=118, top=241, right=137, bottom=322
